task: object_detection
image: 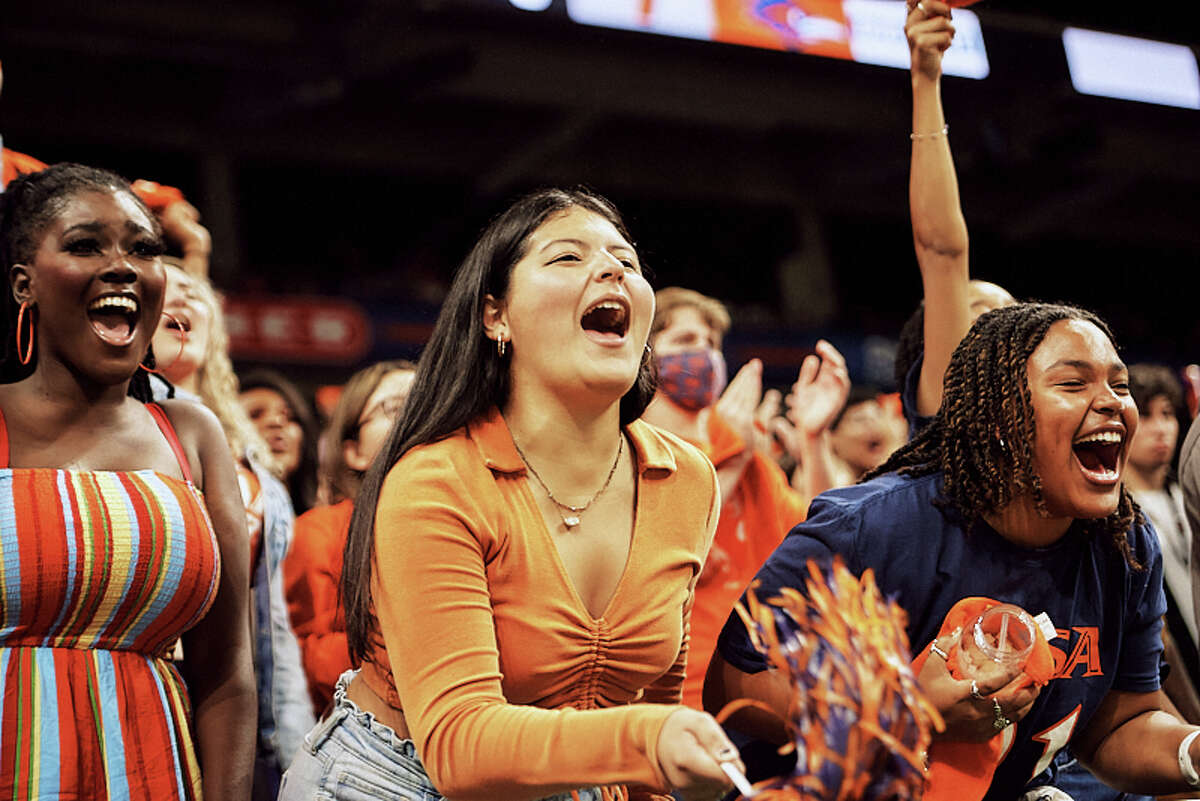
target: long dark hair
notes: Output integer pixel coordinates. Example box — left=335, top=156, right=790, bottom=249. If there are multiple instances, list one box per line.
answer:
left=343, top=188, right=657, bottom=664
left=1, top=163, right=162, bottom=401
left=239, top=367, right=322, bottom=514
left=866, top=301, right=1142, bottom=568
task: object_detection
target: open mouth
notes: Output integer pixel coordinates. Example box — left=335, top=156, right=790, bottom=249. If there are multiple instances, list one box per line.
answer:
left=1072, top=430, right=1123, bottom=482
left=87, top=295, right=139, bottom=346
left=580, top=298, right=630, bottom=339
left=164, top=312, right=192, bottom=336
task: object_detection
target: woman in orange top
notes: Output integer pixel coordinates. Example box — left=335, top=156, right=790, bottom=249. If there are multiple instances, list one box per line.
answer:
left=278, top=188, right=742, bottom=801
left=283, top=359, right=416, bottom=715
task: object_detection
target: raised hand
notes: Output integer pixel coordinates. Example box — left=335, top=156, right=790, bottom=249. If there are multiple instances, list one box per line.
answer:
left=907, top=0, right=957, bottom=82
left=784, top=339, right=850, bottom=439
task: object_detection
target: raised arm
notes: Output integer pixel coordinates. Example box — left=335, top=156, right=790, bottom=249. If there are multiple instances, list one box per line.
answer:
left=778, top=339, right=851, bottom=499
left=907, top=0, right=970, bottom=418
left=169, top=400, right=256, bottom=801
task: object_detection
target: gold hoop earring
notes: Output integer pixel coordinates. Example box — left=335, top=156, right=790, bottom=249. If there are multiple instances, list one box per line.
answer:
left=16, top=301, right=35, bottom=366
left=141, top=311, right=187, bottom=375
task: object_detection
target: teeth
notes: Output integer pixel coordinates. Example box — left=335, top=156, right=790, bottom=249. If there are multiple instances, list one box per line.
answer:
left=1074, top=431, right=1123, bottom=446
left=588, top=300, right=625, bottom=314
left=88, top=296, right=138, bottom=313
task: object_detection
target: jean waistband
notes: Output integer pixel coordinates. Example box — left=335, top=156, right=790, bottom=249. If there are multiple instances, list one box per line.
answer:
left=305, top=669, right=415, bottom=757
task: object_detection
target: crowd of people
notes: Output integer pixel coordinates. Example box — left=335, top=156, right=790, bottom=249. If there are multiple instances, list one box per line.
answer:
left=2, top=3, right=1199, bottom=801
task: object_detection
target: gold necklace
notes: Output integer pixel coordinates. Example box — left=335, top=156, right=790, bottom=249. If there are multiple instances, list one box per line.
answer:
left=512, top=434, right=624, bottom=529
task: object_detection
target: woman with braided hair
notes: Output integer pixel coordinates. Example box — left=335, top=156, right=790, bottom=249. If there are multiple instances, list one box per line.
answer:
left=706, top=302, right=1200, bottom=798
left=0, top=163, right=255, bottom=799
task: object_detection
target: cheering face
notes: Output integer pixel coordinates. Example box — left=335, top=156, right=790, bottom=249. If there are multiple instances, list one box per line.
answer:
left=18, top=189, right=165, bottom=386
left=241, top=386, right=304, bottom=479
left=1126, top=394, right=1179, bottom=474
left=1026, top=319, right=1137, bottom=521
left=151, top=264, right=213, bottom=384
left=494, top=206, right=654, bottom=406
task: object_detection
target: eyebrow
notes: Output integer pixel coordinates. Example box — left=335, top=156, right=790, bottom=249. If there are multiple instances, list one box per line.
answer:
left=538, top=238, right=635, bottom=255
left=62, top=220, right=154, bottom=236
left=1046, top=358, right=1128, bottom=373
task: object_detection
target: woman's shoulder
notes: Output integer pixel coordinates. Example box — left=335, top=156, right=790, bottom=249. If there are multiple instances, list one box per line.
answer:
left=628, top=418, right=715, bottom=476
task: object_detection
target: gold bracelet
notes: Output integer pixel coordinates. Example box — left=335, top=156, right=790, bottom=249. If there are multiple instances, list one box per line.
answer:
left=910, top=124, right=949, bottom=140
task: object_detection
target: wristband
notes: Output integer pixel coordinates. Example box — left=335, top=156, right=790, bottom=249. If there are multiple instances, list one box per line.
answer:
left=1179, top=729, right=1200, bottom=789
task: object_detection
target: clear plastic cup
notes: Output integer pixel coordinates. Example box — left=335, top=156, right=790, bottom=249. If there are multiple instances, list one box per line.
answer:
left=958, top=604, right=1036, bottom=684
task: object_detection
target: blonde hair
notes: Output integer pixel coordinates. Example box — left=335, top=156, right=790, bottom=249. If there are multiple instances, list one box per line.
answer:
left=164, top=260, right=277, bottom=475
left=651, top=286, right=731, bottom=341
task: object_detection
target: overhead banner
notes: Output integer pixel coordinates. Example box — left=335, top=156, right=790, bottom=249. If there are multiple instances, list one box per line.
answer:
left=559, top=0, right=990, bottom=78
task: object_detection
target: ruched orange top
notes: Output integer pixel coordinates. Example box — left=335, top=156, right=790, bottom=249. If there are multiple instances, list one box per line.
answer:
left=360, top=407, right=719, bottom=801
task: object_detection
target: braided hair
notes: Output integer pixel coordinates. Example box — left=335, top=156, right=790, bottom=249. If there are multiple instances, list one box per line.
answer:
left=1, top=163, right=163, bottom=401
left=865, top=301, right=1142, bottom=568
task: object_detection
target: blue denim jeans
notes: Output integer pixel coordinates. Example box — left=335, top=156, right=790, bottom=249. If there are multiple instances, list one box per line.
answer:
left=279, top=671, right=607, bottom=801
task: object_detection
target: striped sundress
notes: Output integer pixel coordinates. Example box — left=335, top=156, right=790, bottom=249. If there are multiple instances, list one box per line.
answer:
left=0, top=403, right=221, bottom=800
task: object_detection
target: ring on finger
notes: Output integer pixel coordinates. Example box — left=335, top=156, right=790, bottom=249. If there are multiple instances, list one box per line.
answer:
left=992, top=698, right=1011, bottom=731
left=970, top=679, right=985, bottom=701
left=930, top=642, right=950, bottom=661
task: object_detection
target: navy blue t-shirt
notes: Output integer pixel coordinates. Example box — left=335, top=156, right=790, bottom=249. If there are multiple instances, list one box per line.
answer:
left=717, top=471, right=1166, bottom=799
left=901, top=352, right=935, bottom=438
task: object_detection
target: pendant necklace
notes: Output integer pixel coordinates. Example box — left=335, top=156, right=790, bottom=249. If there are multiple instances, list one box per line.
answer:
left=512, top=434, right=624, bottom=529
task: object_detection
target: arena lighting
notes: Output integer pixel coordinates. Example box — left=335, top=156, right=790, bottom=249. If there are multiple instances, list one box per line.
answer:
left=563, top=0, right=990, bottom=79
left=507, top=0, right=553, bottom=10
left=1063, top=27, right=1200, bottom=109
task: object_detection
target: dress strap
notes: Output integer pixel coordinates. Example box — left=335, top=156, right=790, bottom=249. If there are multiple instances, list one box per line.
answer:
left=145, top=402, right=195, bottom=484
left=0, top=406, right=8, bottom=468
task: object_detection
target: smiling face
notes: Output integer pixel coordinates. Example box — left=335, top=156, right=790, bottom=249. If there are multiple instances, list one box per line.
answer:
left=1026, top=318, right=1138, bottom=522
left=488, top=205, right=654, bottom=408
left=14, top=189, right=165, bottom=385
left=151, top=263, right=213, bottom=384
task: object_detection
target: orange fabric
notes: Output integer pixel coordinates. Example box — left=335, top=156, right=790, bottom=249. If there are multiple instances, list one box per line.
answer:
left=2, top=147, right=185, bottom=211
left=680, top=410, right=809, bottom=709
left=360, top=408, right=719, bottom=801
left=911, top=597, right=1055, bottom=801
left=283, top=498, right=355, bottom=716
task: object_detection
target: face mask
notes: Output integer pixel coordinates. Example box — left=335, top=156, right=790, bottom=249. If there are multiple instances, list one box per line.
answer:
left=656, top=349, right=727, bottom=411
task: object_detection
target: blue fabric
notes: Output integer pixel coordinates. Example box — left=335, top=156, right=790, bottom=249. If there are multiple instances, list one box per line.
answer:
left=900, top=352, right=934, bottom=438
left=716, top=471, right=1166, bottom=800
left=280, top=672, right=608, bottom=801
left=1036, top=749, right=1151, bottom=801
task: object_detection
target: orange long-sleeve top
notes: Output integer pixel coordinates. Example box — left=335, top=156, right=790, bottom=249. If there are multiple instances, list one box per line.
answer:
left=283, top=498, right=355, bottom=716
left=680, top=410, right=809, bottom=709
left=359, top=407, right=719, bottom=801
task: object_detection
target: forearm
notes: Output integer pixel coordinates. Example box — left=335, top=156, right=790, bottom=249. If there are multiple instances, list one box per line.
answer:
left=1081, top=710, right=1200, bottom=794
left=190, top=662, right=257, bottom=801
left=909, top=74, right=967, bottom=262
left=792, top=429, right=837, bottom=502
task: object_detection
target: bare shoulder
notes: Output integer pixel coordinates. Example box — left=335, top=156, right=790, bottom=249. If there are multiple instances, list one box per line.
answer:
left=155, top=397, right=225, bottom=449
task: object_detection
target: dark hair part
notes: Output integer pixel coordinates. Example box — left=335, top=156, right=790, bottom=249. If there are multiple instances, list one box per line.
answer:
left=322, top=359, right=416, bottom=503
left=239, top=367, right=321, bottom=514
left=343, top=187, right=657, bottom=665
left=1, top=163, right=163, bottom=400
left=1129, top=363, right=1183, bottom=416
left=865, top=302, right=1143, bottom=568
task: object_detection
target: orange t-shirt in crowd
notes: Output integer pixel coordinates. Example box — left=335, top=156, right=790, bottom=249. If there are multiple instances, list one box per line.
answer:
left=359, top=407, right=719, bottom=801
left=283, top=498, right=355, bottom=716
left=680, top=410, right=809, bottom=710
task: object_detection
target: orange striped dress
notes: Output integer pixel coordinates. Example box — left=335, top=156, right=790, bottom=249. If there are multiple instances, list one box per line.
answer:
left=0, top=404, right=220, bottom=800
